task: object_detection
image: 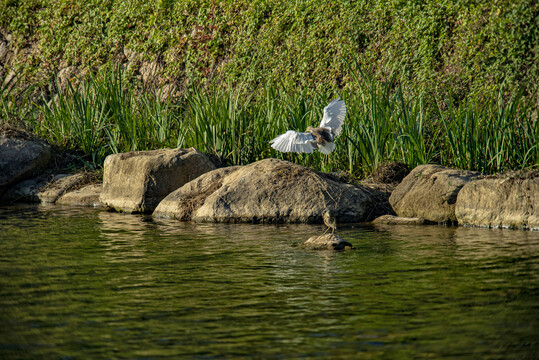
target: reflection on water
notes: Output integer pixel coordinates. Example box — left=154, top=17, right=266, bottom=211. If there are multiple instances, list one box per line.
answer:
left=98, top=211, right=151, bottom=263
left=0, top=205, right=538, bottom=359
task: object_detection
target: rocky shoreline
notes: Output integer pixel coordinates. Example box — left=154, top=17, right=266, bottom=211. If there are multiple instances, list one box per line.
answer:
left=1, top=136, right=537, bottom=231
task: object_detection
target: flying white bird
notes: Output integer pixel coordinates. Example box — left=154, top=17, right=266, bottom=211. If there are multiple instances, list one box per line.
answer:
left=269, top=98, right=347, bottom=155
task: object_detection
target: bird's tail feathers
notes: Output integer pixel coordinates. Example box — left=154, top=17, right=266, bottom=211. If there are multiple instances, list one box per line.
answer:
left=318, top=142, right=335, bottom=155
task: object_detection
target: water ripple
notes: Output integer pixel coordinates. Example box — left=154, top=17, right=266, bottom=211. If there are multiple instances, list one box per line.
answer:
left=0, top=205, right=538, bottom=359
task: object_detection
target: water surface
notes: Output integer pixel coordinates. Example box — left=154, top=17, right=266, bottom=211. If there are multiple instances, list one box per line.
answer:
left=0, top=205, right=538, bottom=359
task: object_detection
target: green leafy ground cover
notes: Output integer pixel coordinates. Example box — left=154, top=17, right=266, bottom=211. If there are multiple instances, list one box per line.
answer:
left=1, top=0, right=537, bottom=98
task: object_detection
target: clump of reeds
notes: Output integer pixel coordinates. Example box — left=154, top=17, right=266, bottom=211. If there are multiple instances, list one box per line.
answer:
left=1, top=65, right=536, bottom=175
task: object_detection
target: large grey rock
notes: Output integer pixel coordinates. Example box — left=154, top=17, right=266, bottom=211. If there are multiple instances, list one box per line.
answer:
left=57, top=184, right=103, bottom=207
left=389, top=164, right=481, bottom=223
left=100, top=147, right=216, bottom=213
left=0, top=137, right=51, bottom=189
left=153, top=166, right=240, bottom=220
left=455, top=173, right=539, bottom=230
left=301, top=234, right=354, bottom=251
left=153, top=158, right=374, bottom=223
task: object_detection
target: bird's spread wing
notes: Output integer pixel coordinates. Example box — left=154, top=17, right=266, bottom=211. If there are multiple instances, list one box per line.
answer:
left=319, top=98, right=347, bottom=137
left=269, top=130, right=315, bottom=153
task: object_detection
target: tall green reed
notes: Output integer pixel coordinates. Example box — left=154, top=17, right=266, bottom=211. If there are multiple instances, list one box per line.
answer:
left=3, top=66, right=536, bottom=175
left=342, top=60, right=437, bottom=175
left=437, top=90, right=537, bottom=173
left=179, top=84, right=337, bottom=170
left=40, top=78, right=109, bottom=165
left=180, top=86, right=254, bottom=165
left=35, top=68, right=181, bottom=167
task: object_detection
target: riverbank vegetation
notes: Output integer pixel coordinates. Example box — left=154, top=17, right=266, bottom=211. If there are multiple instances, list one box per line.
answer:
left=2, top=63, right=537, bottom=176
left=0, top=0, right=537, bottom=177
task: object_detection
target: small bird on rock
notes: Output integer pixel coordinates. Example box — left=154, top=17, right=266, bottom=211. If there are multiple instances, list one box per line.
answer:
left=323, top=210, right=337, bottom=235
left=270, top=98, right=347, bottom=154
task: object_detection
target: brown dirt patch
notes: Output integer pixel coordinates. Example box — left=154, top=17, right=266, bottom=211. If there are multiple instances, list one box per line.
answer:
left=177, top=180, right=223, bottom=221
left=39, top=170, right=101, bottom=193
left=0, top=123, right=37, bottom=141
left=316, top=170, right=351, bottom=184
left=485, top=169, right=539, bottom=180
left=270, top=163, right=314, bottom=189
left=70, top=170, right=102, bottom=190
left=371, top=162, right=410, bottom=184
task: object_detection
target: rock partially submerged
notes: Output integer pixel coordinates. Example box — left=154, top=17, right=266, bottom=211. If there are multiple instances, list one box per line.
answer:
left=372, top=214, right=431, bottom=225
left=0, top=137, right=51, bottom=195
left=1, top=175, right=51, bottom=203
left=301, top=234, right=354, bottom=251
left=153, top=166, right=240, bottom=220
left=1, top=172, right=100, bottom=206
left=389, top=164, right=481, bottom=224
left=100, top=147, right=216, bottom=213
left=456, top=172, right=538, bottom=230
left=57, top=184, right=103, bottom=208
left=154, top=158, right=374, bottom=223
left=38, top=173, right=90, bottom=204
left=1, top=130, right=536, bottom=233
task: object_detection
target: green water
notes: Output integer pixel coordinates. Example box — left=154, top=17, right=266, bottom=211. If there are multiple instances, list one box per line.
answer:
left=0, top=205, right=538, bottom=359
